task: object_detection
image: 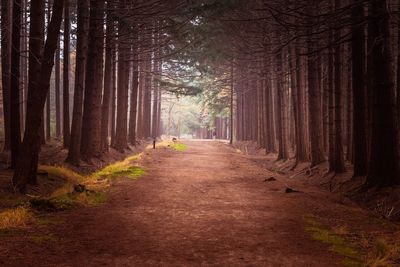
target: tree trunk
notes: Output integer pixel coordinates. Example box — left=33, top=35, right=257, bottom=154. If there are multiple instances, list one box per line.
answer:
left=114, top=14, right=129, bottom=152
left=10, top=0, right=22, bottom=168
left=110, top=50, right=117, bottom=147
left=55, top=39, right=61, bottom=138
left=294, top=46, right=307, bottom=161
left=275, top=52, right=288, bottom=160
left=80, top=0, right=105, bottom=161
left=66, top=0, right=89, bottom=165
left=1, top=0, right=12, bottom=151
left=333, top=0, right=345, bottom=172
left=100, top=2, right=114, bottom=152
left=12, top=0, right=64, bottom=193
left=351, top=0, right=367, bottom=177
left=129, top=33, right=139, bottom=145
left=62, top=0, right=70, bottom=147
left=365, top=0, right=399, bottom=187
left=24, top=0, right=45, bottom=183
left=307, top=38, right=325, bottom=166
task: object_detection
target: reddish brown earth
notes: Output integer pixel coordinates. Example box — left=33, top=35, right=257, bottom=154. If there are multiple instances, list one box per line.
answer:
left=1, top=141, right=396, bottom=266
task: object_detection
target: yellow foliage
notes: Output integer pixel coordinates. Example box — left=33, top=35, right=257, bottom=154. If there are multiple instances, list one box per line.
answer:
left=0, top=207, right=31, bottom=229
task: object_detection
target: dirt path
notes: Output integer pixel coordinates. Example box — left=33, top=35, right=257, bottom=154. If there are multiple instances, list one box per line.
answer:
left=3, top=141, right=366, bottom=266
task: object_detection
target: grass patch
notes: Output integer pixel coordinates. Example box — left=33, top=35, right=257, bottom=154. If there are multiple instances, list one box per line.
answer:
left=150, top=140, right=188, bottom=152
left=365, top=238, right=400, bottom=267
left=30, top=190, right=108, bottom=211
left=40, top=165, right=84, bottom=183
left=0, top=207, right=32, bottom=230
left=0, top=153, right=144, bottom=229
left=304, top=216, right=363, bottom=266
left=111, top=166, right=145, bottom=180
left=305, top=215, right=400, bottom=266
left=171, top=143, right=187, bottom=152
left=92, top=158, right=144, bottom=180
left=35, top=153, right=143, bottom=208
left=76, top=191, right=107, bottom=205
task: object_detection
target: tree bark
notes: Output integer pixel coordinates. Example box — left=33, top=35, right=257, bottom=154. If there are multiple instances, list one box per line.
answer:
left=114, top=12, right=129, bottom=152
left=1, top=0, right=12, bottom=151
left=129, top=33, right=139, bottom=145
left=365, top=0, right=399, bottom=187
left=351, top=0, right=367, bottom=177
left=62, top=0, right=70, bottom=147
left=10, top=0, right=22, bottom=168
left=12, top=0, right=64, bottom=192
left=333, top=0, right=345, bottom=172
left=25, top=0, right=45, bottom=183
left=307, top=38, right=325, bottom=166
left=55, top=39, right=61, bottom=138
left=100, top=2, right=115, bottom=152
left=80, top=0, right=105, bottom=161
left=66, top=0, right=89, bottom=165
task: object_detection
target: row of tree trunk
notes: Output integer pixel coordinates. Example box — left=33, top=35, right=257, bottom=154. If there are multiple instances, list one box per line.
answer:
left=1, top=0, right=165, bottom=192
left=232, top=0, right=400, bottom=187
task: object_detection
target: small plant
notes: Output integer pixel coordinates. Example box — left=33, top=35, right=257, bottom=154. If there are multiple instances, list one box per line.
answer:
left=374, top=200, right=399, bottom=220
left=0, top=207, right=32, bottom=229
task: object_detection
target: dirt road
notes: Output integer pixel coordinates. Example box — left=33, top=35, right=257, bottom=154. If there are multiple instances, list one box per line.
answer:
left=4, top=141, right=355, bottom=266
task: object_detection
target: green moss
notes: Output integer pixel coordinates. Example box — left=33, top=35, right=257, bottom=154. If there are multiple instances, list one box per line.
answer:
left=38, top=154, right=143, bottom=209
left=77, top=191, right=108, bottom=205
left=30, top=189, right=108, bottom=211
left=171, top=143, right=188, bottom=152
left=94, top=164, right=145, bottom=180
left=52, top=190, right=108, bottom=208
left=92, top=153, right=144, bottom=181
left=304, top=216, right=363, bottom=267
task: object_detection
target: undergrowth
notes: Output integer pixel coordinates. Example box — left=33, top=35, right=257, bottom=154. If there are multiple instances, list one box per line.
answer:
left=92, top=154, right=144, bottom=180
left=150, top=140, right=188, bottom=152
left=0, top=153, right=144, bottom=230
left=32, top=154, right=144, bottom=211
left=39, top=165, right=84, bottom=183
left=365, top=238, right=400, bottom=267
left=0, top=207, right=32, bottom=229
left=170, top=143, right=188, bottom=152
left=304, top=215, right=400, bottom=266
left=305, top=216, right=362, bottom=266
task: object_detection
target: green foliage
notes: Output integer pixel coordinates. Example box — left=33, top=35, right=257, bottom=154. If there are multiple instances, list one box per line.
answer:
left=157, top=79, right=202, bottom=96
left=93, top=159, right=144, bottom=180
left=171, top=143, right=188, bottom=152
left=28, top=154, right=144, bottom=212
left=304, top=216, right=363, bottom=266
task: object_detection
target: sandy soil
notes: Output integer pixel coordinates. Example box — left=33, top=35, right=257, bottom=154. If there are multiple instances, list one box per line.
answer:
left=1, top=140, right=394, bottom=266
